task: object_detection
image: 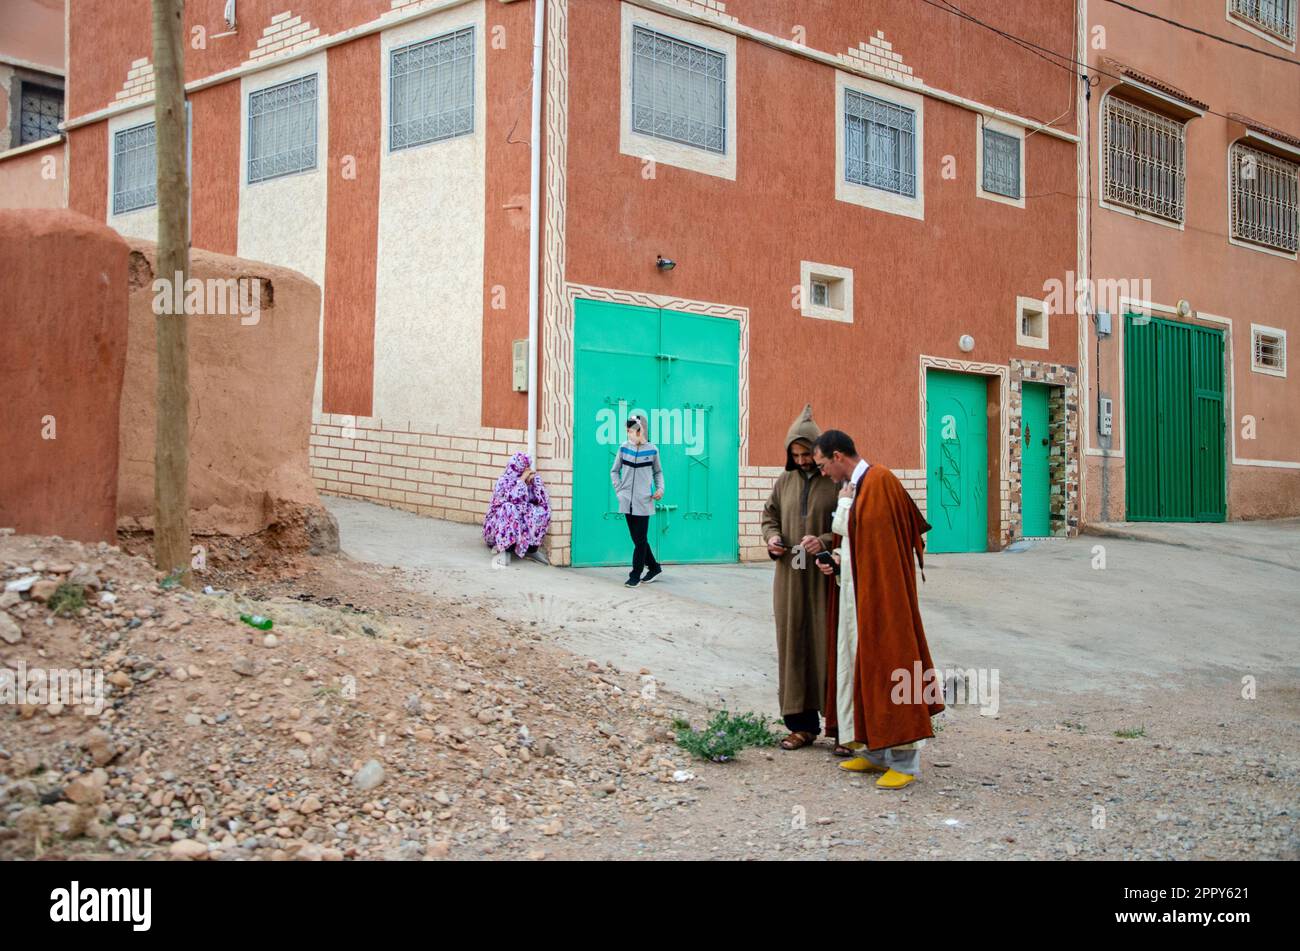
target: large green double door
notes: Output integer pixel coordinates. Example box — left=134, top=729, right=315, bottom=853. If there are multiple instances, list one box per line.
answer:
left=572, top=299, right=739, bottom=567
left=1124, top=313, right=1226, bottom=521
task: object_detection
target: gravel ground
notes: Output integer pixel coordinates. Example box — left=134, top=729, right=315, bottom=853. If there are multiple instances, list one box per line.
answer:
left=1, top=530, right=1294, bottom=860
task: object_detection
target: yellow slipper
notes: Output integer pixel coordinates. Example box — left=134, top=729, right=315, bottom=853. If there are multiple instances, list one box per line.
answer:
left=839, top=757, right=887, bottom=773
left=875, top=768, right=916, bottom=789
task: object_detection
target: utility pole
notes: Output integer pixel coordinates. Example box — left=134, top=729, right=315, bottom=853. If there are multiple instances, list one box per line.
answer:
left=151, top=0, right=191, bottom=584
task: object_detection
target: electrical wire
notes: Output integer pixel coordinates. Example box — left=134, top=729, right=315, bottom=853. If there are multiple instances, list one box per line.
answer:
left=1104, top=0, right=1300, bottom=66
left=913, top=0, right=1295, bottom=124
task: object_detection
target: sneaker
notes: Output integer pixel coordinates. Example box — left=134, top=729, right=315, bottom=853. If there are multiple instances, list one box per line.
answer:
left=641, top=566, right=663, bottom=584
left=624, top=577, right=641, bottom=588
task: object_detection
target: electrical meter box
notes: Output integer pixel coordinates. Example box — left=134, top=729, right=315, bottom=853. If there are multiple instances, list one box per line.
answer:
left=512, top=340, right=528, bottom=392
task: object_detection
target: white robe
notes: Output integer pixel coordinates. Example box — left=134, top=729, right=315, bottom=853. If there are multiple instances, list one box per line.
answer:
left=832, top=495, right=860, bottom=742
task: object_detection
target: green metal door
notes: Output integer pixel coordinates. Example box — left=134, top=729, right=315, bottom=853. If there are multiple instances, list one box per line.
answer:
left=1020, top=382, right=1051, bottom=537
left=572, top=299, right=739, bottom=566
left=572, top=300, right=661, bottom=566
left=1123, top=313, right=1226, bottom=522
left=925, top=369, right=988, bottom=553
left=656, top=309, right=739, bottom=564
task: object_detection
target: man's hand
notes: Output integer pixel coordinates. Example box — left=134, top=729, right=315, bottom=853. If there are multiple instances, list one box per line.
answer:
left=800, top=534, right=823, bottom=555
left=838, top=484, right=854, bottom=499
left=817, top=551, right=841, bottom=576
left=766, top=534, right=786, bottom=556
left=653, top=489, right=664, bottom=501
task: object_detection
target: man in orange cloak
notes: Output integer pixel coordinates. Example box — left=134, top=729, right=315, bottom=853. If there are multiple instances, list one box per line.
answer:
left=813, top=429, right=944, bottom=789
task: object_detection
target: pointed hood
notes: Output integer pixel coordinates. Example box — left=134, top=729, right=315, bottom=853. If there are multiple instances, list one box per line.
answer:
left=784, top=403, right=822, bottom=470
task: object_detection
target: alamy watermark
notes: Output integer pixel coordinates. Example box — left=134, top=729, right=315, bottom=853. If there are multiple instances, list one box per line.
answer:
left=1043, top=271, right=1153, bottom=318
left=151, top=271, right=263, bottom=325
left=596, top=400, right=706, bottom=456
left=891, top=662, right=1000, bottom=716
left=0, top=661, right=105, bottom=716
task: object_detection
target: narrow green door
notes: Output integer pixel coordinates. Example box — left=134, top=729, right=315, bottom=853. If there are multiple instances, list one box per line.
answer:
left=1020, top=383, right=1051, bottom=536
left=925, top=370, right=988, bottom=553
left=572, top=299, right=739, bottom=566
left=1124, top=313, right=1225, bottom=522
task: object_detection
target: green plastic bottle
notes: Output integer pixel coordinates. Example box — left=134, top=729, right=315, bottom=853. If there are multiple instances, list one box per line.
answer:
left=240, top=613, right=273, bottom=630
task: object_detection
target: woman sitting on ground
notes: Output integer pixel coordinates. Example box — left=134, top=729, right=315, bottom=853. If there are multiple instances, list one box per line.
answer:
left=482, top=451, right=551, bottom=565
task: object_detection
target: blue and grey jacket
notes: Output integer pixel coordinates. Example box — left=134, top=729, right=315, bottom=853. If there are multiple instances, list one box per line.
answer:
left=610, top=440, right=664, bottom=516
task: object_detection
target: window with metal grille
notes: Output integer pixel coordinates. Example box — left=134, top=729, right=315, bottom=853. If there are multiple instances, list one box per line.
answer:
left=844, top=88, right=916, bottom=197
left=248, top=74, right=317, bottom=183
left=1230, top=0, right=1296, bottom=42
left=19, top=83, right=63, bottom=144
left=390, top=27, right=475, bottom=152
left=1252, top=326, right=1286, bottom=375
left=1231, top=143, right=1299, bottom=254
left=810, top=280, right=830, bottom=308
left=982, top=126, right=1020, bottom=199
left=112, top=121, right=156, bottom=215
left=1102, top=97, right=1186, bottom=223
left=630, top=25, right=726, bottom=154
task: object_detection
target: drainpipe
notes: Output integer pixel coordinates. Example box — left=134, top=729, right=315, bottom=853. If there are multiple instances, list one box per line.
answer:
left=526, top=0, right=545, bottom=464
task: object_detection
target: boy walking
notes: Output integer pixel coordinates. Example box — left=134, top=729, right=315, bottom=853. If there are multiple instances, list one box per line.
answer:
left=610, top=412, right=665, bottom=587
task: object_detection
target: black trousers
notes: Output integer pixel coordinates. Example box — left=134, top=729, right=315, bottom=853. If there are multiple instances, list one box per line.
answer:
left=783, top=710, right=821, bottom=735
left=624, top=514, right=660, bottom=580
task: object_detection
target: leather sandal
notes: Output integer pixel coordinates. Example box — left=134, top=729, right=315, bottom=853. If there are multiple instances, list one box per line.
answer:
left=779, top=731, right=817, bottom=750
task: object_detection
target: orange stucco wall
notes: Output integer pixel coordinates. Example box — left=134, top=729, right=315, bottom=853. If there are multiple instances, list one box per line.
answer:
left=480, top=0, right=535, bottom=430
left=563, top=1, right=1078, bottom=470
left=0, top=209, right=128, bottom=542
left=0, top=139, right=65, bottom=208
left=0, top=0, right=65, bottom=73
left=1085, top=0, right=1300, bottom=521
left=322, top=34, right=380, bottom=417
left=67, top=122, right=106, bottom=221
left=190, top=81, right=240, bottom=255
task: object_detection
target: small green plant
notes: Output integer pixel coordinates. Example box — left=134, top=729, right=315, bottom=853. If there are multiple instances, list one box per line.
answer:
left=1114, top=725, right=1146, bottom=739
left=47, top=583, right=86, bottom=617
left=1060, top=720, right=1088, bottom=733
left=673, top=710, right=778, bottom=763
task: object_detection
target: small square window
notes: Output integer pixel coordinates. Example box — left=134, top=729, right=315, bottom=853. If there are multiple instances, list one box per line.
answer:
left=248, top=74, right=318, bottom=184
left=1252, top=325, right=1287, bottom=376
left=800, top=262, right=853, bottom=323
left=1016, top=296, right=1049, bottom=350
left=112, top=121, right=156, bottom=215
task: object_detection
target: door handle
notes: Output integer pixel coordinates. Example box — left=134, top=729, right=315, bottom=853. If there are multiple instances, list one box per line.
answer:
left=1041, top=438, right=1049, bottom=446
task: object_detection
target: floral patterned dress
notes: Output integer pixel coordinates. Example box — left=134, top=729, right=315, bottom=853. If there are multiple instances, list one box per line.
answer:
left=482, top=452, right=552, bottom=557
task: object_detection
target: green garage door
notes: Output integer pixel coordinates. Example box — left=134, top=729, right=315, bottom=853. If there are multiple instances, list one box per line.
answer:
left=1124, top=313, right=1226, bottom=522
left=572, top=299, right=739, bottom=567
left=925, top=369, right=989, bottom=553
